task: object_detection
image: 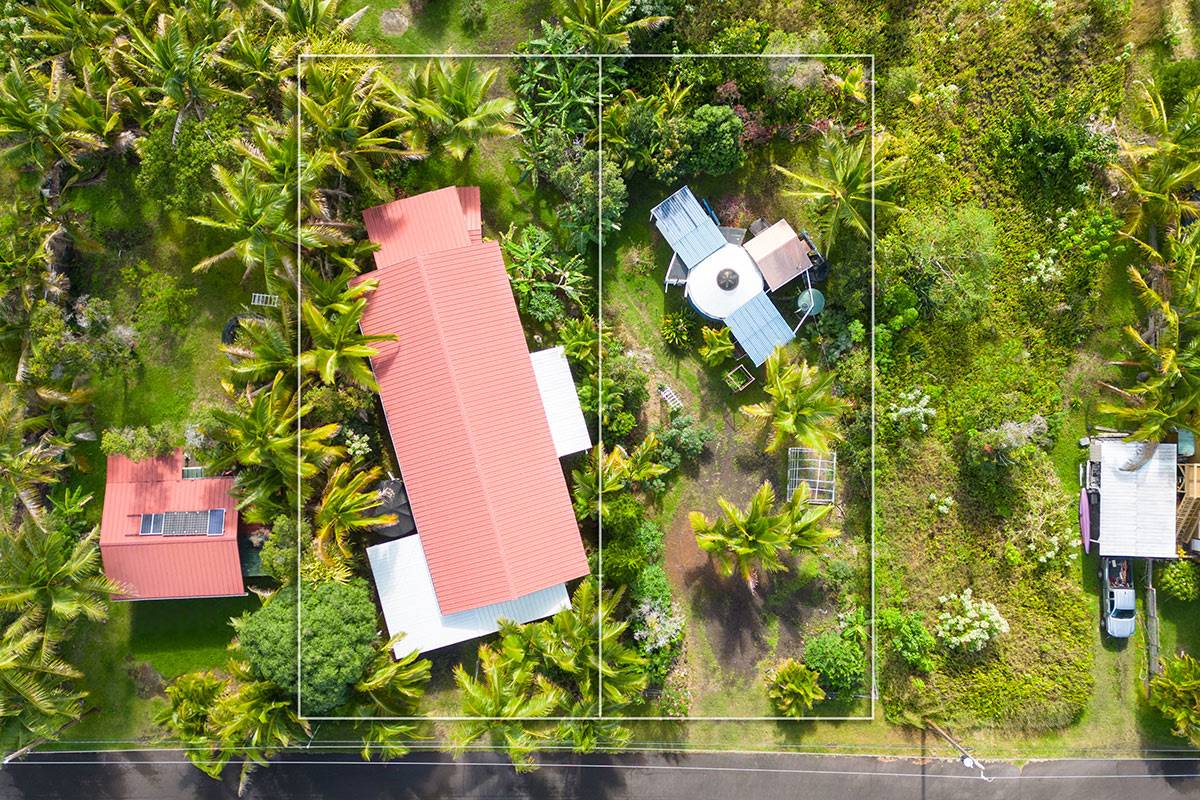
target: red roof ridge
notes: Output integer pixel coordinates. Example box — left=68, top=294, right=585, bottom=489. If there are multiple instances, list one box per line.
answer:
left=402, top=247, right=518, bottom=596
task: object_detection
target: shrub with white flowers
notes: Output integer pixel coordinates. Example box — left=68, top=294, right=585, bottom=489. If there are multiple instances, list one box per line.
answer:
left=888, top=388, right=936, bottom=434
left=934, top=589, right=1010, bottom=652
left=928, top=492, right=955, bottom=516
left=343, top=430, right=372, bottom=461
left=633, top=598, right=685, bottom=653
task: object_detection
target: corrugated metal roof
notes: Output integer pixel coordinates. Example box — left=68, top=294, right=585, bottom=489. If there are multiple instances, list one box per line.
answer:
left=1097, top=439, right=1178, bottom=559
left=362, top=186, right=473, bottom=269
left=457, top=186, right=482, bottom=244
left=99, top=451, right=243, bottom=600
left=529, top=346, right=592, bottom=457
left=650, top=186, right=725, bottom=269
left=744, top=219, right=813, bottom=292
left=367, top=535, right=570, bottom=656
left=358, top=189, right=589, bottom=615
left=724, top=293, right=796, bottom=367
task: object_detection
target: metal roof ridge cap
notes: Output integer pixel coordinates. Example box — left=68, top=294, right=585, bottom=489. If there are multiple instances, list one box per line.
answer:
left=410, top=246, right=518, bottom=608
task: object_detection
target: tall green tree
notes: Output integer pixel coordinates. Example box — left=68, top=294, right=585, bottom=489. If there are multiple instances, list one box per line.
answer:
left=0, top=519, right=120, bottom=640
left=403, top=60, right=517, bottom=160
left=554, top=0, right=669, bottom=53
left=740, top=348, right=848, bottom=454
left=692, top=480, right=835, bottom=589
left=775, top=129, right=903, bottom=256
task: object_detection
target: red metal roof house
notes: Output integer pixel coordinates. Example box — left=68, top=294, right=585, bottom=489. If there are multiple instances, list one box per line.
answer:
left=357, top=186, right=590, bottom=653
left=99, top=449, right=244, bottom=600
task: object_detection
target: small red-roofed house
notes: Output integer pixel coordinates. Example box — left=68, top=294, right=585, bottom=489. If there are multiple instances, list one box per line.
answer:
left=99, top=449, right=244, bottom=600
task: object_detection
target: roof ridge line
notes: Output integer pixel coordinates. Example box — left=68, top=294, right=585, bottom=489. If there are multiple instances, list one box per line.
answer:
left=414, top=243, right=520, bottom=606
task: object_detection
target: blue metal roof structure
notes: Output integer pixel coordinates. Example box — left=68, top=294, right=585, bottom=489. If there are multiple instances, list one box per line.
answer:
left=650, top=186, right=726, bottom=269
left=725, top=293, right=795, bottom=367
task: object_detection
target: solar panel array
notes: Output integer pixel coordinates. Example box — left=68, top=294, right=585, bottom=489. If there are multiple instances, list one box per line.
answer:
left=139, top=509, right=225, bottom=536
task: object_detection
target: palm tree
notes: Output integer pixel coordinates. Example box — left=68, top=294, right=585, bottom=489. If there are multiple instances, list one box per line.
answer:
left=0, top=62, right=105, bottom=177
left=1099, top=265, right=1200, bottom=439
left=691, top=480, right=835, bottom=589
left=402, top=60, right=517, bottom=160
left=740, top=348, right=848, bottom=454
left=313, top=463, right=395, bottom=561
left=257, top=0, right=368, bottom=35
left=349, top=635, right=431, bottom=759
left=1113, top=82, right=1200, bottom=259
left=206, top=662, right=309, bottom=795
left=531, top=580, right=646, bottom=749
left=299, top=297, right=394, bottom=390
left=190, top=162, right=349, bottom=283
left=452, top=643, right=565, bottom=772
left=156, top=670, right=226, bottom=756
left=222, top=316, right=296, bottom=387
left=0, top=519, right=121, bottom=640
left=766, top=658, right=825, bottom=717
left=774, top=129, right=904, bottom=256
left=124, top=12, right=244, bottom=143
left=0, top=386, right=70, bottom=525
left=0, top=610, right=84, bottom=744
left=205, top=372, right=344, bottom=522
left=298, top=64, right=422, bottom=198
left=22, top=0, right=120, bottom=83
left=554, top=0, right=670, bottom=53
left=570, top=443, right=628, bottom=520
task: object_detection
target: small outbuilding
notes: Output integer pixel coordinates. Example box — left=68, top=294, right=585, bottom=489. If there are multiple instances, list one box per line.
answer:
left=100, top=450, right=244, bottom=600
left=1086, top=439, right=1178, bottom=560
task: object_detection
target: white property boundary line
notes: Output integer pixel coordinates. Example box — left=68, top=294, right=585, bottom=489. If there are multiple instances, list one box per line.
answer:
left=286, top=52, right=879, bottom=725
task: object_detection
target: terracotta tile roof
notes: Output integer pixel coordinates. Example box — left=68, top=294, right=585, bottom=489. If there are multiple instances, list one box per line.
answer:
left=99, top=450, right=243, bottom=600
left=356, top=188, right=589, bottom=615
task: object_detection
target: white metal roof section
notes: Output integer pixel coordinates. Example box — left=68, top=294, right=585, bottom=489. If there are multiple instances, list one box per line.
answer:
left=529, top=346, right=592, bottom=458
left=367, top=536, right=571, bottom=656
left=1097, top=439, right=1178, bottom=559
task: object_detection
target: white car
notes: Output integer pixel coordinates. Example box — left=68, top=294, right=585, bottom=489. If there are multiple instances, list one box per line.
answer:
left=1102, top=557, right=1136, bottom=638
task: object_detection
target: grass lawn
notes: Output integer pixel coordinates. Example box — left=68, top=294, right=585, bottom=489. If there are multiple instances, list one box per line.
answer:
left=60, top=596, right=258, bottom=745
left=348, top=0, right=550, bottom=53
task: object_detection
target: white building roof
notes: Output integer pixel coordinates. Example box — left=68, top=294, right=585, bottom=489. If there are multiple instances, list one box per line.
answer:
left=529, top=346, right=592, bottom=458
left=367, top=535, right=571, bottom=656
left=1097, top=439, right=1177, bottom=559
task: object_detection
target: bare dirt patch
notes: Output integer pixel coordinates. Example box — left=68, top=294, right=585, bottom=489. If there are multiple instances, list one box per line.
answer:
left=379, top=2, right=416, bottom=35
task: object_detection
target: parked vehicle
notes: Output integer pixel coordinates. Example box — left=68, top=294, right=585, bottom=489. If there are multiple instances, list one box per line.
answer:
left=1102, top=557, right=1136, bottom=638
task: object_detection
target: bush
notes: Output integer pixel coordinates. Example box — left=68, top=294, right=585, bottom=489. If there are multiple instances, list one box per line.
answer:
left=653, top=413, right=714, bottom=471
left=234, top=580, right=378, bottom=715
left=1159, top=560, right=1200, bottom=603
left=679, top=105, right=745, bottom=177
left=120, top=261, right=198, bottom=356
left=101, top=423, right=180, bottom=461
left=1156, top=59, right=1200, bottom=111
left=878, top=608, right=936, bottom=672
left=1150, top=654, right=1200, bottom=746
left=660, top=312, right=692, bottom=349
left=135, top=100, right=245, bottom=213
left=878, top=206, right=998, bottom=326
left=803, top=632, right=864, bottom=694
left=632, top=563, right=673, bottom=609
left=632, top=597, right=685, bottom=683
left=461, top=0, right=487, bottom=31
left=934, top=589, right=1009, bottom=653
left=990, top=96, right=1115, bottom=198
left=766, top=658, right=825, bottom=717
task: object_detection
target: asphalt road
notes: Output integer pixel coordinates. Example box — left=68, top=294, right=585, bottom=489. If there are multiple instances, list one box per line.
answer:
left=4, top=750, right=1200, bottom=799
